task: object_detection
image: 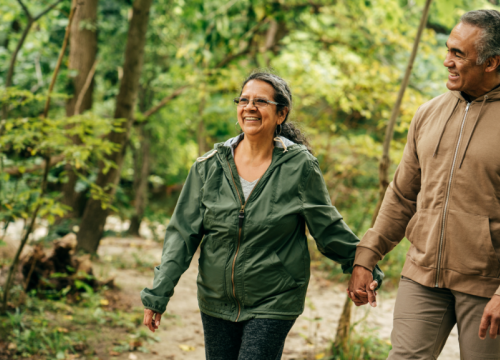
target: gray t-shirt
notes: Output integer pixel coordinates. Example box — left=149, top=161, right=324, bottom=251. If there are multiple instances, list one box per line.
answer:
left=240, top=176, right=259, bottom=201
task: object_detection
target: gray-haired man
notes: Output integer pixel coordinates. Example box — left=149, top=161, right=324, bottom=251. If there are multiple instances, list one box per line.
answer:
left=348, top=9, right=500, bottom=359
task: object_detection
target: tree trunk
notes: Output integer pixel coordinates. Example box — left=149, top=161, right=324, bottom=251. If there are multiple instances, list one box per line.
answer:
left=197, top=95, right=207, bottom=157
left=128, top=124, right=150, bottom=237
left=62, top=0, right=98, bottom=218
left=334, top=295, right=352, bottom=352
left=370, top=0, right=433, bottom=227
left=77, top=0, right=153, bottom=253
left=332, top=0, right=433, bottom=348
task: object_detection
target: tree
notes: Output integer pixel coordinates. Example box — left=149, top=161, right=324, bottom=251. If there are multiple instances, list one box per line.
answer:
left=77, top=0, right=153, bottom=253
left=62, top=0, right=98, bottom=218
left=1, top=0, right=63, bottom=122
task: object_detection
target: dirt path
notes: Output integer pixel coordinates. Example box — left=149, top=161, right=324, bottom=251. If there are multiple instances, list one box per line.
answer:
left=97, top=237, right=460, bottom=360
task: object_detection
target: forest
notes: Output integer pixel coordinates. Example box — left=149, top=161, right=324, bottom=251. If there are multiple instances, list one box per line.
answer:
left=1, top=0, right=499, bottom=359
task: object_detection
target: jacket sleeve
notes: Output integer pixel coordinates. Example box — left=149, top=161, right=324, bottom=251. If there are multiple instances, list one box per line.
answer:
left=301, top=159, right=384, bottom=287
left=354, top=108, right=422, bottom=271
left=140, top=162, right=205, bottom=313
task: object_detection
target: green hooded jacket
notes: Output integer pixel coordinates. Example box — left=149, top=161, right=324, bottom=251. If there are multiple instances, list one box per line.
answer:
left=141, top=135, right=383, bottom=321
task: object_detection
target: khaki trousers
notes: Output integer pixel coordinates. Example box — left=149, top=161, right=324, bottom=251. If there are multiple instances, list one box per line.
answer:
left=388, top=276, right=500, bottom=360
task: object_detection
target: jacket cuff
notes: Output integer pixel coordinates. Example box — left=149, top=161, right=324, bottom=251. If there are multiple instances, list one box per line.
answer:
left=354, top=247, right=380, bottom=272
left=495, top=286, right=500, bottom=297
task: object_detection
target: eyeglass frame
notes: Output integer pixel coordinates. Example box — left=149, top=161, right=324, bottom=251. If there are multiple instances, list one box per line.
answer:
left=233, top=97, right=285, bottom=108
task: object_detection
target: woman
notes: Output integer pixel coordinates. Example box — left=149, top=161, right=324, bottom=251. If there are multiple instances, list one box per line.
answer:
left=141, top=71, right=383, bottom=359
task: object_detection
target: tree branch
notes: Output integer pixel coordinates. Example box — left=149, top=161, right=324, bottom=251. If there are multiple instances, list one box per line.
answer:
left=43, top=4, right=77, bottom=118
left=3, top=154, right=66, bottom=176
left=141, top=85, right=189, bottom=119
left=74, top=59, right=98, bottom=115
left=34, top=0, right=65, bottom=21
left=16, top=0, right=32, bottom=20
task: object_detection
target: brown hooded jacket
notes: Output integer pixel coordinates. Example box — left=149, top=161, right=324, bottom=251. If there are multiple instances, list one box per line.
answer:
left=355, top=87, right=500, bottom=298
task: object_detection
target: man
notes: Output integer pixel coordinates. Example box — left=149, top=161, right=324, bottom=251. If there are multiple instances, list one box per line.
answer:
left=348, top=9, right=500, bottom=359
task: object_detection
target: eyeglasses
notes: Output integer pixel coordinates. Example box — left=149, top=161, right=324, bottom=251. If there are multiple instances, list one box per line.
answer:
left=233, top=97, right=282, bottom=108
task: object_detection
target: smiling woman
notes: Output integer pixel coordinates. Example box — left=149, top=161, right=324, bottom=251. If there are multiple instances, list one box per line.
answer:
left=140, top=71, right=383, bottom=360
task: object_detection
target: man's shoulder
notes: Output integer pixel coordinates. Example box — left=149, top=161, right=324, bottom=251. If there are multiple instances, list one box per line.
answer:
left=419, top=91, right=457, bottom=113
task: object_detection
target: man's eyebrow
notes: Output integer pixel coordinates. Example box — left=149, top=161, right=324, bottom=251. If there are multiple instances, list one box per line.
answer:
left=446, top=42, right=466, bottom=56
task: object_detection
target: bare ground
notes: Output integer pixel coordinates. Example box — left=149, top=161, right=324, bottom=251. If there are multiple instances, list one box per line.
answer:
left=95, top=237, right=460, bottom=360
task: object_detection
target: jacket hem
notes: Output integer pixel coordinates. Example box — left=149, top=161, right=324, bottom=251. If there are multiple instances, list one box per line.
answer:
left=199, top=304, right=301, bottom=321
left=402, top=255, right=500, bottom=299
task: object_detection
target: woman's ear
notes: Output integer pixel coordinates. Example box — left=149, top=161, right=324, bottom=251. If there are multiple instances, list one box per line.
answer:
left=278, top=107, right=289, bottom=123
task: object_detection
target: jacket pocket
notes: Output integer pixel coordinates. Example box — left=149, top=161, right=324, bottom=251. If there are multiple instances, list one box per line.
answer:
left=242, top=247, right=298, bottom=307
left=406, top=208, right=441, bottom=268
left=443, top=210, right=500, bottom=278
left=197, top=236, right=228, bottom=303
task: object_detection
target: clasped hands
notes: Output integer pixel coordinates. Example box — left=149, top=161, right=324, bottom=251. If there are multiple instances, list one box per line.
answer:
left=347, top=265, right=378, bottom=307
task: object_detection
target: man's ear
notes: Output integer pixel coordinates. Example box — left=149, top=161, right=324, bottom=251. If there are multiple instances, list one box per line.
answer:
left=485, top=55, right=500, bottom=73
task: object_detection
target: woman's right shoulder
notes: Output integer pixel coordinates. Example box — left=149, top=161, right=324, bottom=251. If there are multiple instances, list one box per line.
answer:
left=192, top=149, right=222, bottom=183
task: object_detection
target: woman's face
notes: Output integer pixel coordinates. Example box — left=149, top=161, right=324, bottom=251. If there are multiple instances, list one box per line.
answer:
left=237, top=80, right=287, bottom=139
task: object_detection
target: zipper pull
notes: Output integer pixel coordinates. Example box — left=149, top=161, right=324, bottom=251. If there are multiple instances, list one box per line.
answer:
left=239, top=207, right=245, bottom=228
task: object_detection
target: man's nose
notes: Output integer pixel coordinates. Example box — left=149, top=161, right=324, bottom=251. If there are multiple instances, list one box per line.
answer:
left=443, top=52, right=454, bottom=68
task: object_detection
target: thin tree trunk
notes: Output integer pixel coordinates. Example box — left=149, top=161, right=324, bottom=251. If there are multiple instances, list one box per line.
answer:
left=62, top=0, right=98, bottom=218
left=1, top=0, right=63, bottom=122
left=370, top=0, right=433, bottom=227
left=334, top=295, right=352, bottom=352
left=197, top=96, right=207, bottom=157
left=77, top=0, right=153, bottom=253
left=1, top=5, right=75, bottom=312
left=128, top=124, right=150, bottom=237
left=333, top=0, right=433, bottom=347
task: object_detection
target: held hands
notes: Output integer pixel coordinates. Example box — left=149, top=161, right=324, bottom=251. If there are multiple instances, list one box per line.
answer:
left=143, top=308, right=162, bottom=333
left=347, top=265, right=378, bottom=307
left=479, top=295, right=500, bottom=340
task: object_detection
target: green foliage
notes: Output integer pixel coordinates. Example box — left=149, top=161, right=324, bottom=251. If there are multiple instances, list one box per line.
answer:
left=329, top=332, right=392, bottom=360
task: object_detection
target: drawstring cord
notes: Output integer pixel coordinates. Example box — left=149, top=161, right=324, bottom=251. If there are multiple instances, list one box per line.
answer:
left=273, top=137, right=288, bottom=153
left=458, top=95, right=488, bottom=168
left=196, top=150, right=218, bottom=162
left=433, top=98, right=459, bottom=158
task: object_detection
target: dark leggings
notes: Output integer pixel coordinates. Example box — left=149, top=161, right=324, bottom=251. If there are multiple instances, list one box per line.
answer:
left=201, top=312, right=295, bottom=360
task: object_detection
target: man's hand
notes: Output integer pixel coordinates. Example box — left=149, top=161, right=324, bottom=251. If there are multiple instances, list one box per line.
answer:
left=143, top=308, right=162, bottom=333
left=479, top=295, right=500, bottom=340
left=347, top=265, right=378, bottom=307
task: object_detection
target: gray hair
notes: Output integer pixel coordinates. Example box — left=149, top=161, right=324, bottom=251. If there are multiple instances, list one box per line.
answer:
left=240, top=70, right=312, bottom=152
left=460, top=10, right=500, bottom=71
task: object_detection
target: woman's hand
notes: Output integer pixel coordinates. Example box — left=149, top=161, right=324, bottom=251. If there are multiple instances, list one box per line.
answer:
left=143, top=308, right=162, bottom=333
left=347, top=265, right=378, bottom=307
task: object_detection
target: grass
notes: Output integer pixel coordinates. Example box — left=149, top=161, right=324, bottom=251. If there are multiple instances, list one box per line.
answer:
left=0, top=285, right=146, bottom=359
left=327, top=332, right=392, bottom=360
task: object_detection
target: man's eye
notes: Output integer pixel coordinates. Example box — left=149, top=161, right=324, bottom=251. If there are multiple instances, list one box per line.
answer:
left=239, top=98, right=249, bottom=103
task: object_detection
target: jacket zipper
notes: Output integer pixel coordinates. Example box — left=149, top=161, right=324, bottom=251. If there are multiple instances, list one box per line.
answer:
left=435, top=102, right=470, bottom=287
left=225, top=158, right=262, bottom=322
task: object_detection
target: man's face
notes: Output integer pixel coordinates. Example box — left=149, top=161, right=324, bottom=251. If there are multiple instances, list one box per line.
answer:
left=444, top=23, right=486, bottom=97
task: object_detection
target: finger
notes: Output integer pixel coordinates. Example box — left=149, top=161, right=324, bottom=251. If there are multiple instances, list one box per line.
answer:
left=490, top=317, right=499, bottom=339
left=143, top=309, right=152, bottom=327
left=352, top=291, right=369, bottom=305
left=367, top=286, right=377, bottom=307
left=154, top=313, right=162, bottom=329
left=369, top=281, right=378, bottom=291
left=354, top=290, right=369, bottom=302
left=479, top=313, right=491, bottom=340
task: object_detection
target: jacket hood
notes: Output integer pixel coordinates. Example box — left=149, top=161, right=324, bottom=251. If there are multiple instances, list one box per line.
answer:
left=213, top=133, right=309, bottom=169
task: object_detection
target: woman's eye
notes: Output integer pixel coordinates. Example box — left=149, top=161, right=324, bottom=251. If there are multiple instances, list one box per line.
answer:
left=256, top=99, right=267, bottom=104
